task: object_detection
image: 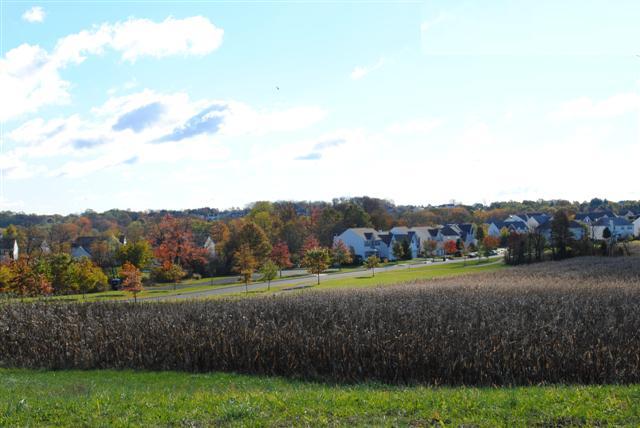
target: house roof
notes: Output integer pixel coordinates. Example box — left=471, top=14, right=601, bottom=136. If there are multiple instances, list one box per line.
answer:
left=440, top=225, right=460, bottom=237
left=378, top=233, right=392, bottom=245
left=575, top=211, right=614, bottom=221
left=0, top=238, right=16, bottom=251
left=594, top=217, right=632, bottom=226
left=507, top=221, right=528, bottom=231
left=345, top=228, right=380, bottom=240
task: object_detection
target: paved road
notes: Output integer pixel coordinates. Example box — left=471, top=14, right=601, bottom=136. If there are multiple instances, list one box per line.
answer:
left=141, top=256, right=503, bottom=301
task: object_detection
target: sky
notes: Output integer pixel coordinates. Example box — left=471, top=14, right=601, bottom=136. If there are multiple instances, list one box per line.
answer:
left=1, top=0, right=639, bottom=214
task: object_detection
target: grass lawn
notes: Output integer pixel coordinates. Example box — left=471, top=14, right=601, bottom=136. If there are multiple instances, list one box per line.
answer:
left=294, top=258, right=505, bottom=291
left=0, top=369, right=638, bottom=426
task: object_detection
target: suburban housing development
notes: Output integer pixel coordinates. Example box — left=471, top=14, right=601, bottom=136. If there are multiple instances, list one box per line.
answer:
left=335, top=210, right=639, bottom=262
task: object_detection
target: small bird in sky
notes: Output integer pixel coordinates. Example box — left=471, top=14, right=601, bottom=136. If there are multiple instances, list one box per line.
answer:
left=276, top=86, right=280, bottom=91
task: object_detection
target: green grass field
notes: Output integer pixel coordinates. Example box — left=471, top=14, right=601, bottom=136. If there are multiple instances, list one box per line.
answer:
left=310, top=258, right=503, bottom=290
left=1, top=369, right=638, bottom=426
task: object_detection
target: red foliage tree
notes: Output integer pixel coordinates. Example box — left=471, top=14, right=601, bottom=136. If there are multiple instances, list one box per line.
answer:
left=270, top=241, right=292, bottom=277
left=444, top=240, right=458, bottom=256
left=152, top=215, right=208, bottom=273
left=121, top=261, right=143, bottom=302
left=301, top=235, right=320, bottom=256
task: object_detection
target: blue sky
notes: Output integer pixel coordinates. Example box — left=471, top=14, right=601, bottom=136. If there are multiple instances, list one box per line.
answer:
left=1, top=0, right=639, bottom=214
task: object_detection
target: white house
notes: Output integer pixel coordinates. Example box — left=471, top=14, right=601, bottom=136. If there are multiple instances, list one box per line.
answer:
left=388, top=231, right=420, bottom=260
left=334, top=228, right=390, bottom=261
left=591, top=217, right=634, bottom=240
left=537, top=220, right=586, bottom=242
left=634, top=217, right=640, bottom=237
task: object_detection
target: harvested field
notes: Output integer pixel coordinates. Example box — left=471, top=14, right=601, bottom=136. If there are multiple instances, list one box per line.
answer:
left=1, top=256, right=639, bottom=385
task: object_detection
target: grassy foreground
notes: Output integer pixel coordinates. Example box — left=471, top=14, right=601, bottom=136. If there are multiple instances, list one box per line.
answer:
left=0, top=369, right=638, bottom=427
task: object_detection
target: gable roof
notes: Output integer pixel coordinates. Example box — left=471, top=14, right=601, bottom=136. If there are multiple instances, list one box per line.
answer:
left=594, top=217, right=632, bottom=227
left=0, top=238, right=16, bottom=251
left=440, top=225, right=460, bottom=237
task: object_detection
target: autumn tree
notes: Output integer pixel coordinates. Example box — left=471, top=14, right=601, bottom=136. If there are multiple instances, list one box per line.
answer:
left=0, top=264, right=14, bottom=296
left=152, top=215, right=208, bottom=274
left=260, top=259, right=278, bottom=291
left=301, top=235, right=320, bottom=257
left=482, top=236, right=500, bottom=258
left=72, top=258, right=109, bottom=298
left=302, top=247, right=331, bottom=285
left=121, top=261, right=143, bottom=302
left=270, top=241, right=292, bottom=277
left=238, top=221, right=272, bottom=263
left=233, top=244, right=258, bottom=293
left=331, top=239, right=353, bottom=270
left=365, top=254, right=380, bottom=277
left=444, top=240, right=458, bottom=257
left=423, top=240, right=437, bottom=259
left=8, top=259, right=52, bottom=299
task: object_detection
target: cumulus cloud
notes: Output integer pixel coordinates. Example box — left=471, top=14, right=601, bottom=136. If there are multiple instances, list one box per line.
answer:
left=350, top=57, right=384, bottom=80
left=22, top=6, right=45, bottom=23
left=1, top=16, right=224, bottom=121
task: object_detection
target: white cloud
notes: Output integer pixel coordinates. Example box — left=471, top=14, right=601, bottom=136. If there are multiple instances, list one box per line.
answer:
left=0, top=44, right=71, bottom=122
left=550, top=93, right=640, bottom=120
left=54, top=16, right=224, bottom=65
left=387, top=118, right=442, bottom=134
left=6, top=90, right=326, bottom=179
left=22, top=6, right=45, bottom=23
left=350, top=57, right=385, bottom=80
left=1, top=16, right=224, bottom=121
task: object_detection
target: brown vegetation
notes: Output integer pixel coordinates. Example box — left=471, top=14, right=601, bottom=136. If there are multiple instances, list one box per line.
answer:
left=1, top=257, right=639, bottom=385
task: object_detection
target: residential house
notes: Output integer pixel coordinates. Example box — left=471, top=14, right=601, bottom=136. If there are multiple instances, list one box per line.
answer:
left=0, top=237, right=19, bottom=261
left=537, top=220, right=586, bottom=242
left=334, top=228, right=389, bottom=261
left=488, top=220, right=528, bottom=236
left=388, top=230, right=420, bottom=260
left=574, top=211, right=614, bottom=224
left=590, top=217, right=634, bottom=240
left=71, top=236, right=99, bottom=259
left=71, top=235, right=126, bottom=260
left=634, top=217, right=640, bottom=237
left=620, top=209, right=640, bottom=222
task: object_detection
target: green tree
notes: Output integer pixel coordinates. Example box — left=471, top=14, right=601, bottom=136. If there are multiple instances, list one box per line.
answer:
left=72, top=258, right=109, bottom=298
left=551, top=210, right=572, bottom=260
left=302, top=247, right=331, bottom=285
left=259, top=259, right=278, bottom=291
left=401, top=239, right=412, bottom=260
left=365, top=255, right=380, bottom=277
left=117, top=240, right=154, bottom=269
left=392, top=241, right=405, bottom=260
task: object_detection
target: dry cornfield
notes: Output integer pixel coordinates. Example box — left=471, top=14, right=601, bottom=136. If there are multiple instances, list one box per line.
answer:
left=1, top=256, right=639, bottom=385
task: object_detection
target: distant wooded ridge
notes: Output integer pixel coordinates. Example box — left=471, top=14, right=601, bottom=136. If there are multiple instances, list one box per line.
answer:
left=0, top=197, right=637, bottom=228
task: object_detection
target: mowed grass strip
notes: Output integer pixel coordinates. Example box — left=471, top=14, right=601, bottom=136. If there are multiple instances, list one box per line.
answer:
left=1, top=369, right=639, bottom=427
left=309, top=259, right=504, bottom=290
